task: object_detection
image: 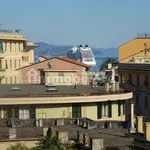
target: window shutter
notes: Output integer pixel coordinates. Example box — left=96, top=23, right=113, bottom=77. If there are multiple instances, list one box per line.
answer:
left=97, top=103, right=102, bottom=119
left=30, top=105, right=36, bottom=119
left=0, top=40, right=3, bottom=52
left=118, top=101, right=121, bottom=116
left=108, top=101, right=112, bottom=118
left=14, top=107, right=19, bottom=119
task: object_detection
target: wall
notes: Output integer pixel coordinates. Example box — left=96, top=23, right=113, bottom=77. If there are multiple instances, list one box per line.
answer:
left=0, top=32, right=36, bottom=84
left=0, top=140, right=37, bottom=150
left=20, top=58, right=88, bottom=85
left=35, top=102, right=126, bottom=121
left=36, top=104, right=70, bottom=118
left=118, top=38, right=150, bottom=63
left=119, top=69, right=150, bottom=116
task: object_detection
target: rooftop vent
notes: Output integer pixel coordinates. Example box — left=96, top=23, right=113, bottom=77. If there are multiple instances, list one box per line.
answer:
left=46, top=87, right=57, bottom=92
left=10, top=87, right=20, bottom=91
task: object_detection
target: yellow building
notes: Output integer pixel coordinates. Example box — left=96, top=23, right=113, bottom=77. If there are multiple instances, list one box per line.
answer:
left=0, top=29, right=38, bottom=84
left=0, top=84, right=132, bottom=121
left=118, top=33, right=150, bottom=117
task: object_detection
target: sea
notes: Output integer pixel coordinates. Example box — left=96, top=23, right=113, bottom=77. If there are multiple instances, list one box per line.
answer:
left=92, top=57, right=118, bottom=71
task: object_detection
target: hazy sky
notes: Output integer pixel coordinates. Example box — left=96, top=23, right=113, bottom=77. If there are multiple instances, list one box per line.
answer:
left=0, top=0, right=150, bottom=48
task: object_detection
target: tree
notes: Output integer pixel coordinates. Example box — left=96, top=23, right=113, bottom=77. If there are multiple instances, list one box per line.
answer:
left=100, top=57, right=118, bottom=71
left=37, top=136, right=66, bottom=150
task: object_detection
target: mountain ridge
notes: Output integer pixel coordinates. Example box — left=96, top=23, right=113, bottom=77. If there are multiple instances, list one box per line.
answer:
left=34, top=42, right=118, bottom=61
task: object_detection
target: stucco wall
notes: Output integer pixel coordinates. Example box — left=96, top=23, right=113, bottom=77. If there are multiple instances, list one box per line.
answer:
left=20, top=58, right=87, bottom=85
left=0, top=140, right=37, bottom=150
left=36, top=104, right=70, bottom=118
left=35, top=102, right=126, bottom=121
left=118, top=38, right=150, bottom=63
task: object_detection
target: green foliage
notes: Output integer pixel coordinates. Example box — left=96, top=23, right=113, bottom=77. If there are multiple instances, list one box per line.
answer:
left=37, top=136, right=66, bottom=150
left=7, top=136, right=76, bottom=150
left=7, top=143, right=29, bottom=150
left=100, top=57, right=118, bottom=71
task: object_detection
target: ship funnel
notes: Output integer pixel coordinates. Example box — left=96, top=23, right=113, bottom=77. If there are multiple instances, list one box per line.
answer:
left=79, top=45, right=82, bottom=48
left=85, top=45, right=88, bottom=47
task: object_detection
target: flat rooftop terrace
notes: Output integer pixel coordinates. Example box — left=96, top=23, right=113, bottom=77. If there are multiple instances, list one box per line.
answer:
left=0, top=124, right=133, bottom=149
left=0, top=84, right=125, bottom=98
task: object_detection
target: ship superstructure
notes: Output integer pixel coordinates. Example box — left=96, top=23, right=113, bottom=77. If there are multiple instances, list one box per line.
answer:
left=66, top=45, right=96, bottom=66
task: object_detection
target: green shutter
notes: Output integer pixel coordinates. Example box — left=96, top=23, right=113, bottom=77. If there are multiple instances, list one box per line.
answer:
left=30, top=105, right=36, bottom=119
left=108, top=101, right=112, bottom=118
left=0, top=40, right=3, bottom=52
left=14, top=107, right=19, bottom=118
left=118, top=101, right=121, bottom=116
left=97, top=103, right=102, bottom=119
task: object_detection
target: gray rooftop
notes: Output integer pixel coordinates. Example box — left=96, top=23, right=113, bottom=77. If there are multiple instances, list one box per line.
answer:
left=0, top=84, right=124, bottom=98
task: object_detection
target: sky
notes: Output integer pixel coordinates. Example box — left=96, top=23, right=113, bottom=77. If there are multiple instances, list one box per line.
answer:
left=0, top=0, right=150, bottom=48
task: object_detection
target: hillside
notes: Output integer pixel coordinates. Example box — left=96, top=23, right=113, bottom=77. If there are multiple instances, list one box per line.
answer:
left=34, top=42, right=118, bottom=61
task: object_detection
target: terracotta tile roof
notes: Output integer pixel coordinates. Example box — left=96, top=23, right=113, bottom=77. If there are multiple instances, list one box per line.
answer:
left=59, top=56, right=91, bottom=68
left=38, top=56, right=48, bottom=59
left=17, top=56, right=91, bottom=71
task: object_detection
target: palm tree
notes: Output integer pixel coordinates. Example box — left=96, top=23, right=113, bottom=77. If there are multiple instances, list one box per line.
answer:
left=37, top=136, right=66, bottom=150
left=100, top=57, right=118, bottom=71
left=7, top=143, right=29, bottom=150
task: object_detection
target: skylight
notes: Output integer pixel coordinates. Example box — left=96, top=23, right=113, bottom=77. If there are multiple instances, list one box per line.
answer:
left=10, top=87, right=20, bottom=91
left=46, top=87, right=57, bottom=92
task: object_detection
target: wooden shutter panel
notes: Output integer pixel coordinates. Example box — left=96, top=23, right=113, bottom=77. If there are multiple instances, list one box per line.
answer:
left=30, top=105, right=36, bottom=119
left=97, top=103, right=102, bottom=119
left=108, top=101, right=112, bottom=118
left=14, top=106, right=19, bottom=119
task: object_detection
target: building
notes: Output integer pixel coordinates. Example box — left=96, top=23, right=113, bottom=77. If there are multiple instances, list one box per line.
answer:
left=0, top=84, right=132, bottom=121
left=118, top=33, right=150, bottom=117
left=17, top=56, right=90, bottom=85
left=0, top=29, right=38, bottom=84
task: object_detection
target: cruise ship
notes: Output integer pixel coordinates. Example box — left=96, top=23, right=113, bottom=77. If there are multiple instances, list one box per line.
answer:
left=66, top=45, right=96, bottom=66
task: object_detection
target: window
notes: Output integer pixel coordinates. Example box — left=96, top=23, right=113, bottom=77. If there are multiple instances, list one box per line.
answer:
left=120, top=74, right=123, bottom=84
left=128, top=74, right=132, bottom=85
left=5, top=60, right=8, bottom=69
left=118, top=101, right=125, bottom=116
left=58, top=72, right=64, bottom=76
left=145, top=97, right=148, bottom=110
left=144, top=75, right=149, bottom=87
left=72, top=104, right=81, bottom=117
left=14, top=59, right=16, bottom=68
left=5, top=78, right=7, bottom=84
left=10, top=77, right=12, bottom=84
left=10, top=43, right=12, bottom=52
left=137, top=74, right=140, bottom=86
left=97, top=102, right=112, bottom=119
left=136, top=95, right=139, bottom=106
left=19, top=59, right=21, bottom=68
left=97, top=103, right=102, bottom=119
left=10, top=60, right=12, bottom=69
left=15, top=76, right=16, bottom=84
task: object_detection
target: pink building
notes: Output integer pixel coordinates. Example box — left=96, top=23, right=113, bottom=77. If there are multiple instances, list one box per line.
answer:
left=18, top=56, right=90, bottom=85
